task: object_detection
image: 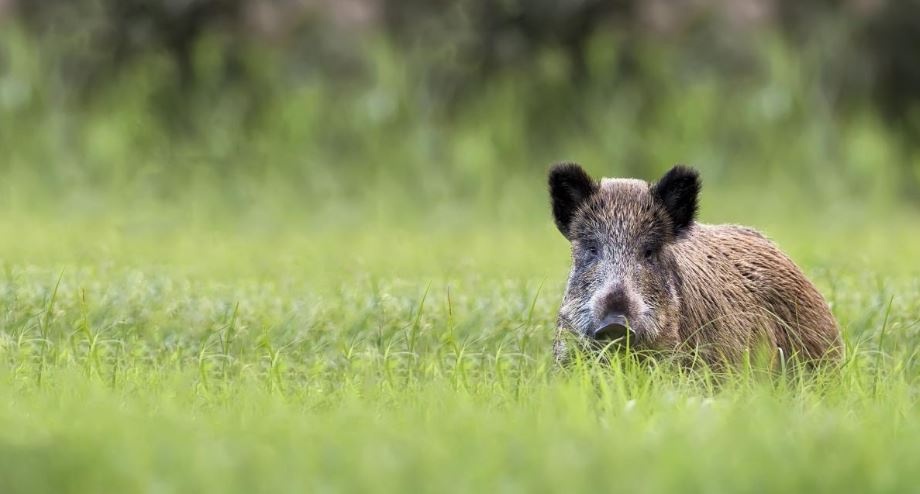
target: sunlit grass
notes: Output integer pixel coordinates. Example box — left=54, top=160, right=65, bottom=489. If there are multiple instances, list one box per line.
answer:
left=0, top=222, right=918, bottom=492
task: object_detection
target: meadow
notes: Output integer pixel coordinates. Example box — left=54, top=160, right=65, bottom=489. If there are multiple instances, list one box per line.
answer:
left=2, top=26, right=920, bottom=493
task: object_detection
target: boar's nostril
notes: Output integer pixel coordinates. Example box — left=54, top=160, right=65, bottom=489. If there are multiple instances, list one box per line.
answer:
left=592, top=314, right=633, bottom=341
left=596, top=286, right=630, bottom=319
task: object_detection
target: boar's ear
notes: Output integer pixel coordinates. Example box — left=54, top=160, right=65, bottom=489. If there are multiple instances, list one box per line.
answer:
left=651, top=165, right=700, bottom=237
left=549, top=163, right=598, bottom=239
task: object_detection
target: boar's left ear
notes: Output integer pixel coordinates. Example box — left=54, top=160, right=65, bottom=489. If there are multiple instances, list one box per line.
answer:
left=549, top=163, right=598, bottom=239
left=651, top=165, right=700, bottom=237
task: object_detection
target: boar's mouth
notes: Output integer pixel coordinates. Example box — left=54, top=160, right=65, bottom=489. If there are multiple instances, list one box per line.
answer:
left=593, top=314, right=635, bottom=343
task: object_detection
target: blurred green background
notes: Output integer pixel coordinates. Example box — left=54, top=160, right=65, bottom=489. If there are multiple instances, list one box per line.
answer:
left=2, top=1, right=919, bottom=262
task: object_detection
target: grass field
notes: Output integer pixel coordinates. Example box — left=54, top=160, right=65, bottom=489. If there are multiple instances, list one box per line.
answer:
left=0, top=197, right=919, bottom=493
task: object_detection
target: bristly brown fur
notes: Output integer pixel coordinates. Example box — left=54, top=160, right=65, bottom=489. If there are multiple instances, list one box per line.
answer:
left=550, top=163, right=841, bottom=367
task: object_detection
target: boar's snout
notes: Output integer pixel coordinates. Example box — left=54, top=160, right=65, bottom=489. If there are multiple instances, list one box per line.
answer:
left=591, top=285, right=635, bottom=342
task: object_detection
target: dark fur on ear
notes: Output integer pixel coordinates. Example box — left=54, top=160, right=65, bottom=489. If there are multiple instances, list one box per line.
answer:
left=651, top=165, right=701, bottom=237
left=548, top=163, right=598, bottom=239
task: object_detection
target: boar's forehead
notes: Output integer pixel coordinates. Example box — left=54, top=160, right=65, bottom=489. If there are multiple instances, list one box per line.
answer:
left=572, top=178, right=662, bottom=243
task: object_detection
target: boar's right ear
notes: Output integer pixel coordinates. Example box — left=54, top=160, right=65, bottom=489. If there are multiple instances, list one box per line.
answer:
left=651, top=165, right=700, bottom=237
left=549, top=163, right=598, bottom=239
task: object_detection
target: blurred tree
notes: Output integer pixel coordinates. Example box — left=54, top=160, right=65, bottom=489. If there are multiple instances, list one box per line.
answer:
left=863, top=0, right=920, bottom=132
left=381, top=0, right=635, bottom=82
left=15, top=0, right=244, bottom=91
left=10, top=0, right=920, bottom=117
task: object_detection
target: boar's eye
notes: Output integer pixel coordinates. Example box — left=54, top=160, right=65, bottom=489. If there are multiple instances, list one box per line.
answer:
left=643, top=247, right=657, bottom=262
left=579, top=241, right=600, bottom=260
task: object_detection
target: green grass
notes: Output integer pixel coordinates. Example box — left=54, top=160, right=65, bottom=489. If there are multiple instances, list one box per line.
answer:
left=0, top=210, right=919, bottom=493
